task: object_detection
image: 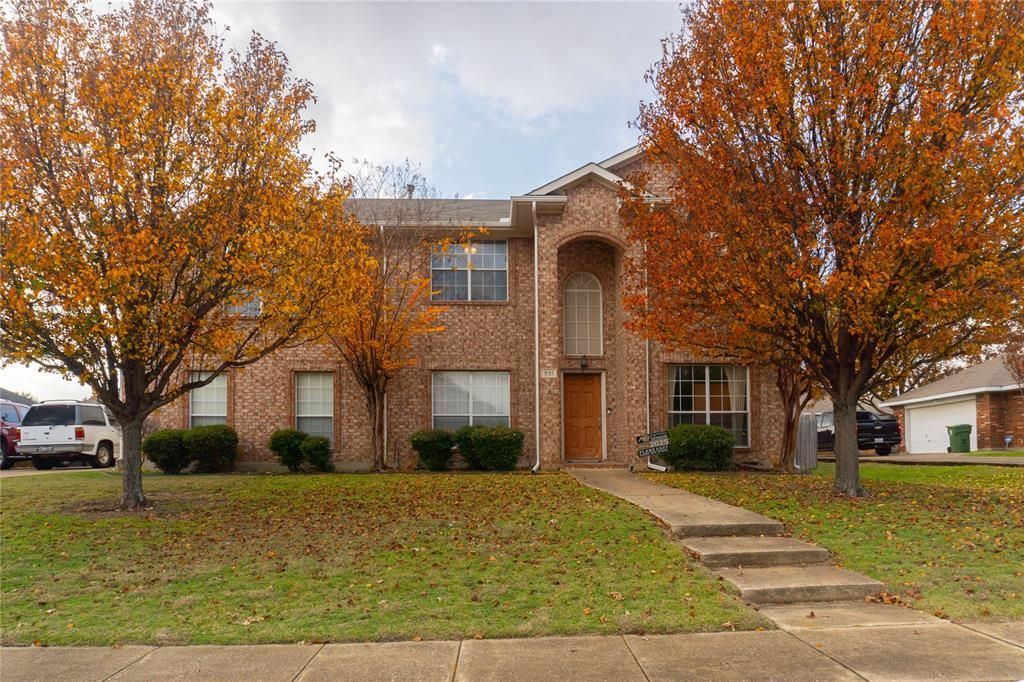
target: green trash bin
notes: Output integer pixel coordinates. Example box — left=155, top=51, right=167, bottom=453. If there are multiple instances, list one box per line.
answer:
left=947, top=424, right=972, bottom=453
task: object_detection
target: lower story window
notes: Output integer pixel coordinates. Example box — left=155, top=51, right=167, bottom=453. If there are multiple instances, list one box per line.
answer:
left=669, top=365, right=749, bottom=447
left=432, top=371, right=510, bottom=430
left=296, top=372, right=333, bottom=445
left=189, top=371, right=227, bottom=427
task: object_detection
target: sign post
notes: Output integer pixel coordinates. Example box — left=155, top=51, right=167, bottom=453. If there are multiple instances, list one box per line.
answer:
left=636, top=431, right=669, bottom=458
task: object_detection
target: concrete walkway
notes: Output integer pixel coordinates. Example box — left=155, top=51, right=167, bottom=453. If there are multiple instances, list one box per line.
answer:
left=571, top=469, right=885, bottom=606
left=3, top=624, right=1023, bottom=682
left=566, top=468, right=1024, bottom=680
left=817, top=452, right=1024, bottom=466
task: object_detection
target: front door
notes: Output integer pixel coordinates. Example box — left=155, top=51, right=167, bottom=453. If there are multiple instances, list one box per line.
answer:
left=563, top=373, right=602, bottom=461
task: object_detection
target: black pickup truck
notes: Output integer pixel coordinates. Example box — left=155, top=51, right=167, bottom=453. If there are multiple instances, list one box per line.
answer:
left=816, top=411, right=901, bottom=456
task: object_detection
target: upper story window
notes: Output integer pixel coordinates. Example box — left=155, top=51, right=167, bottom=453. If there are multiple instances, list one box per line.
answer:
left=563, top=272, right=602, bottom=356
left=189, top=371, right=228, bottom=428
left=430, top=240, right=508, bottom=302
left=669, top=365, right=749, bottom=447
left=227, top=291, right=262, bottom=317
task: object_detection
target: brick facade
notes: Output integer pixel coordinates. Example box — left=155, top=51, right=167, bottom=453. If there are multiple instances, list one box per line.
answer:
left=891, top=392, right=1022, bottom=453
left=150, top=153, right=787, bottom=470
left=976, top=391, right=1024, bottom=450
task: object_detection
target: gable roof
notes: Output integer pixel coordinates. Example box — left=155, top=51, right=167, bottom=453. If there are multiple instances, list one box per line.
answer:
left=527, top=162, right=637, bottom=196
left=597, top=145, right=643, bottom=171
left=340, top=145, right=653, bottom=229
left=881, top=356, right=1020, bottom=407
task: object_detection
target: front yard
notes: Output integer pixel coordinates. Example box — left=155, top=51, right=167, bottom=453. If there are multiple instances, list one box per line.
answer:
left=0, top=471, right=765, bottom=646
left=643, top=463, right=1024, bottom=622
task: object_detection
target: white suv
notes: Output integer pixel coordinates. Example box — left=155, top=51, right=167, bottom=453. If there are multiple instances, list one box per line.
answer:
left=15, top=401, right=121, bottom=469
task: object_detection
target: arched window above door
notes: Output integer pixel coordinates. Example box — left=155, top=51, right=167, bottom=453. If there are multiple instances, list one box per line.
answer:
left=564, top=272, right=602, bottom=356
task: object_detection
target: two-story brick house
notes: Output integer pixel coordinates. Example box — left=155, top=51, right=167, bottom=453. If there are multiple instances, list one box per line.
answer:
left=152, top=147, right=786, bottom=470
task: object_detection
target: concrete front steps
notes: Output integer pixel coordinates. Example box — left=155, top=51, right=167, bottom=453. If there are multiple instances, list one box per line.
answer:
left=680, top=535, right=829, bottom=568
left=717, top=565, right=884, bottom=604
left=571, top=468, right=885, bottom=606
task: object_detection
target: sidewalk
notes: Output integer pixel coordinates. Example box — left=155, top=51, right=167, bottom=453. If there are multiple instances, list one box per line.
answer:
left=3, top=623, right=1023, bottom=681
left=4, top=470, right=1023, bottom=681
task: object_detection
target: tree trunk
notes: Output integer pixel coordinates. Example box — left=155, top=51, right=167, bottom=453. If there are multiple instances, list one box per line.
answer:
left=776, top=373, right=801, bottom=472
left=119, top=418, right=148, bottom=509
left=778, top=408, right=798, bottom=472
left=832, top=395, right=866, bottom=496
left=367, top=386, right=386, bottom=470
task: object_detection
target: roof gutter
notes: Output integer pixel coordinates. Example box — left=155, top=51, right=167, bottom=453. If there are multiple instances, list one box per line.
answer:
left=531, top=200, right=542, bottom=473
left=881, top=384, right=1022, bottom=408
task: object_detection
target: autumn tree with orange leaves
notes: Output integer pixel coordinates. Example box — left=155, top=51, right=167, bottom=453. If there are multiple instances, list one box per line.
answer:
left=333, top=161, right=476, bottom=470
left=623, top=0, right=1024, bottom=495
left=0, top=0, right=368, bottom=508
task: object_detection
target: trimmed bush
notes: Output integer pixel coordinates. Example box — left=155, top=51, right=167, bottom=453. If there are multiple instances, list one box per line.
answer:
left=183, top=424, right=239, bottom=473
left=269, top=428, right=308, bottom=473
left=410, top=429, right=454, bottom=471
left=142, top=428, right=190, bottom=474
left=453, top=425, right=486, bottom=469
left=300, top=436, right=334, bottom=472
left=664, top=423, right=734, bottom=471
left=470, top=426, right=525, bottom=471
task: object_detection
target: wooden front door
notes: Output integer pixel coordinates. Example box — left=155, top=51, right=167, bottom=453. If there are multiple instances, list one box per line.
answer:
left=563, top=373, right=602, bottom=461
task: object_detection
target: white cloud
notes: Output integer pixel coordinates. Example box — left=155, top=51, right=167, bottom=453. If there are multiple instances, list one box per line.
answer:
left=1, top=363, right=91, bottom=402
left=209, top=1, right=678, bottom=168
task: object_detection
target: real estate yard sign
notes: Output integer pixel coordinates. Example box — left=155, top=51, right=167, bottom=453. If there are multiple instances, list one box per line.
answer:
left=636, top=431, right=669, bottom=458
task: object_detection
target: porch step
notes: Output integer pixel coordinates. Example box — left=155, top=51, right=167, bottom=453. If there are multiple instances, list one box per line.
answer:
left=717, top=565, right=884, bottom=605
left=667, top=516, right=784, bottom=539
left=680, top=536, right=829, bottom=568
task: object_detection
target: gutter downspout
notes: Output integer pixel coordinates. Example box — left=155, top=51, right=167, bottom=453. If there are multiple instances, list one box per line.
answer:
left=531, top=201, right=542, bottom=473
left=643, top=241, right=666, bottom=472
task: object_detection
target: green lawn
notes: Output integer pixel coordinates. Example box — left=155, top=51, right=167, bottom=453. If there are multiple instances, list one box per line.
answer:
left=642, top=464, right=1024, bottom=622
left=0, top=471, right=765, bottom=646
left=969, top=450, right=1024, bottom=456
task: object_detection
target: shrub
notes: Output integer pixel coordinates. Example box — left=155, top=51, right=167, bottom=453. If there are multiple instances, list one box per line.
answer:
left=470, top=426, right=525, bottom=471
left=664, top=423, right=734, bottom=471
left=300, top=436, right=334, bottom=472
left=142, top=428, right=190, bottom=474
left=453, top=425, right=486, bottom=469
left=183, top=424, right=239, bottom=473
left=269, top=428, right=308, bottom=473
left=410, top=429, right=454, bottom=471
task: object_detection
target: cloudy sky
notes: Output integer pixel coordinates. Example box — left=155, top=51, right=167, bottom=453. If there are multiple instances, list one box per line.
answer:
left=1, top=0, right=681, bottom=401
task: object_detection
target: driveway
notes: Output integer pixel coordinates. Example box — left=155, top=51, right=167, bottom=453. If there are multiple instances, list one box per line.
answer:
left=817, top=451, right=1024, bottom=467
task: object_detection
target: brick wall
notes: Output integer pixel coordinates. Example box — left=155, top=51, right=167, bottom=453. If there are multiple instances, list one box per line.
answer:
left=150, top=161, right=787, bottom=470
left=977, top=390, right=1024, bottom=450
left=892, top=406, right=906, bottom=452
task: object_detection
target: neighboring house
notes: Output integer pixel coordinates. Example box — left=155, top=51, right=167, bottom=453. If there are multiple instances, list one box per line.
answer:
left=881, top=356, right=1023, bottom=453
left=150, top=147, right=786, bottom=470
left=803, top=397, right=893, bottom=416
left=0, top=388, right=35, bottom=406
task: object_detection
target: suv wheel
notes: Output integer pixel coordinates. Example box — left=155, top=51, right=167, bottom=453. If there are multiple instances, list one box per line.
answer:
left=92, top=443, right=114, bottom=468
left=1, top=441, right=13, bottom=470
left=32, top=456, right=55, bottom=470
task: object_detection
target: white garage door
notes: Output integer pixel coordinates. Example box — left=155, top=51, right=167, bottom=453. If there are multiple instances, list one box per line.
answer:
left=905, top=398, right=977, bottom=454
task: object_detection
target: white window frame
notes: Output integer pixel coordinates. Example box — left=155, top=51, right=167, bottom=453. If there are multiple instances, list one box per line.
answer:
left=227, top=291, right=262, bottom=317
left=189, top=371, right=228, bottom=428
left=431, top=371, right=511, bottom=429
left=668, top=365, right=750, bottom=448
left=563, top=271, right=603, bottom=356
left=430, top=240, right=508, bottom=302
left=295, top=372, right=334, bottom=445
